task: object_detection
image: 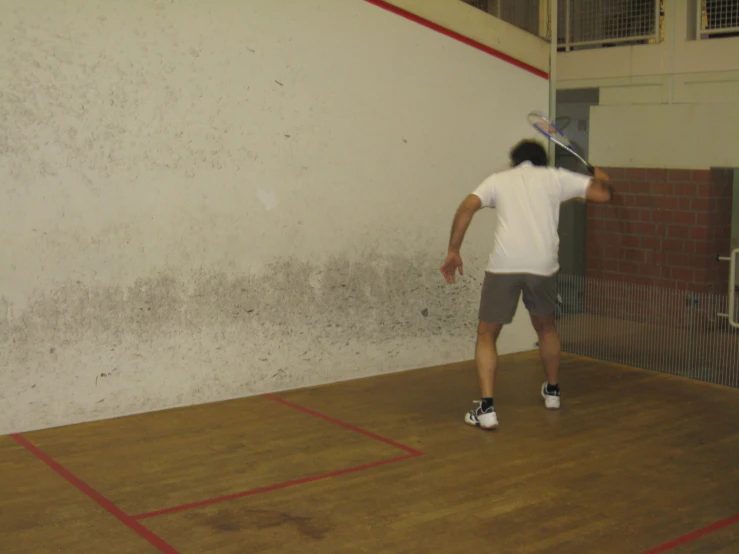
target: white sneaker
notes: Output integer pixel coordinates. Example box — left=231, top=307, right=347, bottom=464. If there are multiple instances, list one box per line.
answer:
left=464, top=401, right=499, bottom=430
left=541, top=383, right=561, bottom=410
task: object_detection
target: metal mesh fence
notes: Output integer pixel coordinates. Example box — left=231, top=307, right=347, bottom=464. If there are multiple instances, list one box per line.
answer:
left=460, top=0, right=490, bottom=10
left=558, top=0, right=662, bottom=50
left=460, top=0, right=544, bottom=38
left=557, top=274, right=739, bottom=388
left=460, top=0, right=664, bottom=49
left=698, top=0, right=739, bottom=38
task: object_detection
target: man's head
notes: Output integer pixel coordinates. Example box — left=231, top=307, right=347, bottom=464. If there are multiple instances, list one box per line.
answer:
left=510, top=139, right=548, bottom=167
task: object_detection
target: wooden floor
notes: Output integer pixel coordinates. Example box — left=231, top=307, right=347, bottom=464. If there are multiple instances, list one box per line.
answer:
left=2, top=352, right=739, bottom=553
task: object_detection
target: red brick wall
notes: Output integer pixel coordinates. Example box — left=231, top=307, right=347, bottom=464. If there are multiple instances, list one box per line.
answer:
left=585, top=167, right=733, bottom=293
left=582, top=167, right=734, bottom=329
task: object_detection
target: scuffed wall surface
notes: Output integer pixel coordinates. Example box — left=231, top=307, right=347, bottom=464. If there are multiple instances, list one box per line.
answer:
left=1, top=253, right=523, bottom=433
left=0, top=0, right=545, bottom=434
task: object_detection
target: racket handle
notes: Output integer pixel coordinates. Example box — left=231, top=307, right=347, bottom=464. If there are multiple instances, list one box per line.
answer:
left=585, top=163, right=595, bottom=175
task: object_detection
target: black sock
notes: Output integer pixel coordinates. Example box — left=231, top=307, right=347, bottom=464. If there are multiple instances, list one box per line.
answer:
left=546, top=383, right=560, bottom=394
left=481, top=397, right=494, bottom=411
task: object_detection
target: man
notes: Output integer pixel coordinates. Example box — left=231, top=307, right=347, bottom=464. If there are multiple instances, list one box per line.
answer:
left=440, top=139, right=612, bottom=430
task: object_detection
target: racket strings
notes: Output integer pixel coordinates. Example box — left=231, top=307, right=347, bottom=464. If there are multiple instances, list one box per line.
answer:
left=526, top=110, right=592, bottom=173
left=528, top=112, right=569, bottom=145
left=535, top=121, right=559, bottom=137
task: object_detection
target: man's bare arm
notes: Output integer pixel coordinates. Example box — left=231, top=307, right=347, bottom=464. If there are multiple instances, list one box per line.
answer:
left=585, top=167, right=614, bottom=203
left=448, top=194, right=483, bottom=253
left=441, top=194, right=483, bottom=284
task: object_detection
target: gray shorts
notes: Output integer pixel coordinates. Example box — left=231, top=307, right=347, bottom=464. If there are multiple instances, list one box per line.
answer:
left=478, top=271, right=557, bottom=324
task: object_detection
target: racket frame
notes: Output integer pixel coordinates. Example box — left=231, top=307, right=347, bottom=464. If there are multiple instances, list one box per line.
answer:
left=527, top=111, right=595, bottom=175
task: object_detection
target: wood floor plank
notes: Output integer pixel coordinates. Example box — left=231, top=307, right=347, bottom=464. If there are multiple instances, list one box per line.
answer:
left=2, top=352, right=738, bottom=553
left=20, top=395, right=403, bottom=516
left=0, top=436, right=163, bottom=553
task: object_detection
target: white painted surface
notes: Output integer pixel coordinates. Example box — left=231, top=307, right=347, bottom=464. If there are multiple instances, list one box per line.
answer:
left=0, top=0, right=546, bottom=434
left=555, top=0, right=739, bottom=169
left=590, top=102, right=739, bottom=169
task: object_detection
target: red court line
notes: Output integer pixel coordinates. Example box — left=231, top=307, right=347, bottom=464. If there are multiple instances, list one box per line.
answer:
left=363, top=0, right=549, bottom=80
left=10, top=433, right=180, bottom=554
left=263, top=393, right=424, bottom=456
left=134, top=453, right=419, bottom=520
left=132, top=394, right=424, bottom=519
left=640, top=514, right=739, bottom=553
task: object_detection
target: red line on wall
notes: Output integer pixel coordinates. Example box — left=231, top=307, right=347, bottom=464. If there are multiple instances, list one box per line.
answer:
left=10, top=433, right=180, bottom=554
left=363, top=0, right=549, bottom=80
left=639, top=514, right=739, bottom=553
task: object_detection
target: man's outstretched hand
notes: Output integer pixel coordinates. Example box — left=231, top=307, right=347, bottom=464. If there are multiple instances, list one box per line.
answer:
left=440, top=251, right=463, bottom=284
left=442, top=193, right=481, bottom=283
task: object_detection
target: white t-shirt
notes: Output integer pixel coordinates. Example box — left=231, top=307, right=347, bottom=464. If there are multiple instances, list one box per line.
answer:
left=471, top=161, right=592, bottom=276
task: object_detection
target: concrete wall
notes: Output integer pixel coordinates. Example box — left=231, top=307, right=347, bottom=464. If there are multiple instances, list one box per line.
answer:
left=0, top=0, right=548, bottom=434
left=557, top=0, right=739, bottom=169
left=590, top=102, right=739, bottom=169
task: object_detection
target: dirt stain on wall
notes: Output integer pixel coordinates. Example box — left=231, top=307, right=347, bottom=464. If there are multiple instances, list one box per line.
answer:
left=0, top=251, right=483, bottom=354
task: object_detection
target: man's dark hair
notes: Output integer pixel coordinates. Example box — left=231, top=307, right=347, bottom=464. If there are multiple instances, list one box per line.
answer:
left=510, top=139, right=548, bottom=167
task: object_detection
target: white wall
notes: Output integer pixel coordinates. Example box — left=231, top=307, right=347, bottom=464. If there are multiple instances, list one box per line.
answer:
left=0, top=0, right=547, bottom=434
left=556, top=0, right=739, bottom=169
left=590, top=102, right=739, bottom=169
